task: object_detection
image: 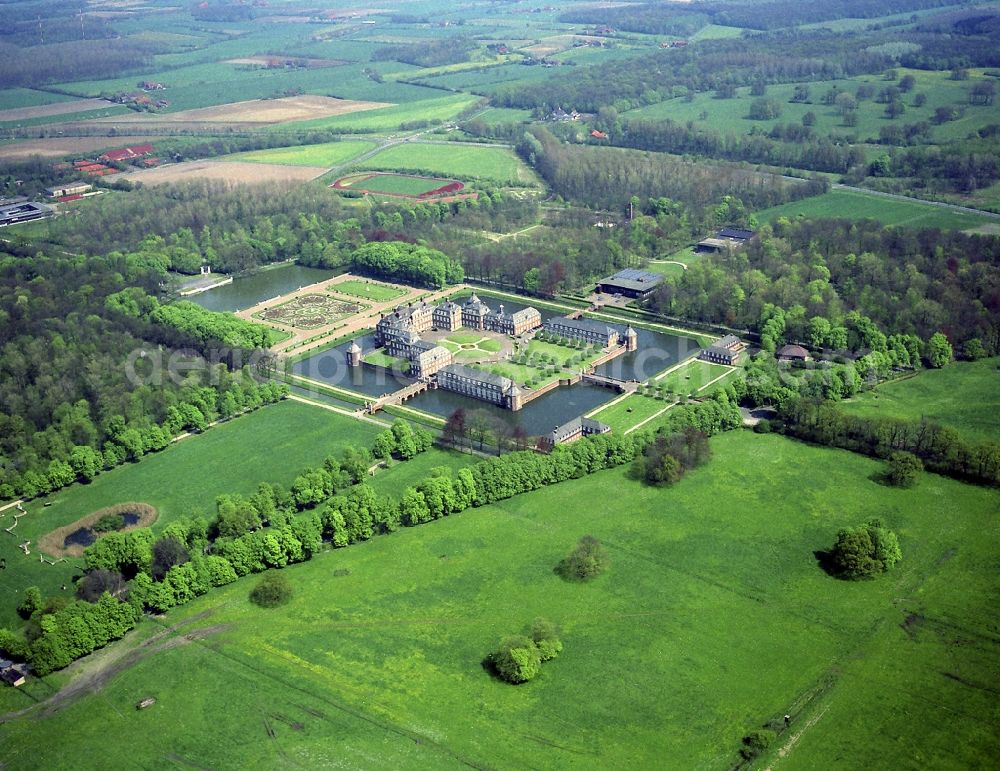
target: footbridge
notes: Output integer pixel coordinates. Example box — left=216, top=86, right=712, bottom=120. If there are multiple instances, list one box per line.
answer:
left=365, top=381, right=429, bottom=414
left=581, top=373, right=639, bottom=393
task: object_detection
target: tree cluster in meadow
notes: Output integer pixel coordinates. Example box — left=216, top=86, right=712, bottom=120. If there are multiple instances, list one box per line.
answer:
left=829, top=519, right=902, bottom=580
left=488, top=618, right=563, bottom=684
left=782, top=399, right=1000, bottom=485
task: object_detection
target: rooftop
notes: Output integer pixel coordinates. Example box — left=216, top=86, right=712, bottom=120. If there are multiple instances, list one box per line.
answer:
left=718, top=227, right=754, bottom=240
left=597, top=268, right=664, bottom=293
left=545, top=316, right=619, bottom=337
left=440, top=363, right=512, bottom=389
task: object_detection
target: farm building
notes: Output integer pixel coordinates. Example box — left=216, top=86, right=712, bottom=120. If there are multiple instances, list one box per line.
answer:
left=437, top=364, right=523, bottom=410
left=100, top=143, right=155, bottom=163
left=0, top=201, right=53, bottom=227
left=0, top=658, right=27, bottom=687
left=697, top=227, right=757, bottom=253
left=776, top=344, right=810, bottom=363
left=44, top=182, right=91, bottom=198
left=596, top=268, right=664, bottom=299
left=543, top=316, right=620, bottom=348
left=539, top=416, right=611, bottom=450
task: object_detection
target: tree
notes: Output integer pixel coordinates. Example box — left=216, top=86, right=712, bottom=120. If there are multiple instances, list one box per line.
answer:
left=489, top=635, right=541, bottom=684
left=443, top=408, right=467, bottom=447
left=741, top=729, right=777, bottom=760
left=963, top=338, right=986, bottom=360
left=829, top=520, right=901, bottom=580
left=529, top=617, right=563, bottom=661
left=802, top=111, right=816, bottom=127
left=555, top=535, right=609, bottom=582
left=372, top=430, right=396, bottom=459
left=391, top=419, right=418, bottom=460
left=151, top=537, right=190, bottom=581
left=886, top=451, right=922, bottom=488
left=18, top=586, right=43, bottom=619
left=925, top=332, right=952, bottom=368
left=249, top=572, right=292, bottom=608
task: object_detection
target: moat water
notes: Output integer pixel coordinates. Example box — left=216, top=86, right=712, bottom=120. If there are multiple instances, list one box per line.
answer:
left=188, top=264, right=343, bottom=312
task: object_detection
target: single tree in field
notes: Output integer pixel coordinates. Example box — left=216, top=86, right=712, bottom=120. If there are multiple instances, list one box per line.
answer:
left=490, top=635, right=541, bottom=683
left=556, top=535, right=609, bottom=582
left=885, top=451, right=922, bottom=487
left=829, top=520, right=901, bottom=580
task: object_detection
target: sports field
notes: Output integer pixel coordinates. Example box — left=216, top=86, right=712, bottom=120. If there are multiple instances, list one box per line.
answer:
left=224, top=140, right=375, bottom=167
left=840, top=357, right=1000, bottom=444
left=333, top=172, right=463, bottom=198
left=358, top=143, right=531, bottom=185
left=0, top=401, right=381, bottom=628
left=2, top=433, right=997, bottom=768
left=755, top=188, right=996, bottom=230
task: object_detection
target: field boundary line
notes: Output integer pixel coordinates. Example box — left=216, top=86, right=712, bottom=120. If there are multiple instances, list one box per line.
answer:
left=585, top=389, right=633, bottom=418
left=695, top=366, right=737, bottom=394
left=286, top=393, right=390, bottom=427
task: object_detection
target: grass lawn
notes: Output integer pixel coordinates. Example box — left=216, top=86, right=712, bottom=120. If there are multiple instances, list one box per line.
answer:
left=839, top=357, right=1000, bottom=444
left=358, top=142, right=533, bottom=185
left=2, top=433, right=997, bottom=768
left=0, top=401, right=380, bottom=627
left=588, top=393, right=671, bottom=432
left=654, top=358, right=737, bottom=395
left=363, top=350, right=408, bottom=370
left=438, top=333, right=503, bottom=358
left=329, top=279, right=405, bottom=302
left=367, top=448, right=475, bottom=497
left=754, top=188, right=996, bottom=230
left=223, top=140, right=375, bottom=167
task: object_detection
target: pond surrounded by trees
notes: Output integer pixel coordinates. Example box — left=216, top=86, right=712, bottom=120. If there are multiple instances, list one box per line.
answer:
left=188, top=264, right=343, bottom=312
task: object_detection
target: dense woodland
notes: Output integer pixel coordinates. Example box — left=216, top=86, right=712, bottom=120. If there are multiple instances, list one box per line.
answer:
left=651, top=218, right=1000, bottom=355
left=0, top=251, right=283, bottom=500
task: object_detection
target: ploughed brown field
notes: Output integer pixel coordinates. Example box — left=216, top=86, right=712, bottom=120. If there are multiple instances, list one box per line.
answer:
left=0, top=98, right=114, bottom=122
left=94, top=95, right=392, bottom=125
left=120, top=160, right=326, bottom=185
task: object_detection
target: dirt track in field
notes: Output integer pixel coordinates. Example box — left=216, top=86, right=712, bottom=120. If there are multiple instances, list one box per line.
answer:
left=95, top=94, right=392, bottom=125
left=121, top=160, right=326, bottom=185
left=0, top=611, right=230, bottom=721
left=0, top=99, right=114, bottom=122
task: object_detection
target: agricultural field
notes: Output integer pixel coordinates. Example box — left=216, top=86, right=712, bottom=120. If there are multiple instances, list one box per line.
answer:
left=330, top=280, right=406, bottom=302
left=755, top=188, right=998, bottom=230
left=282, top=93, right=479, bottom=133
left=121, top=161, right=326, bottom=187
left=0, top=401, right=381, bottom=628
left=358, top=143, right=535, bottom=186
left=0, top=88, right=78, bottom=111
left=332, top=172, right=464, bottom=198
left=223, top=140, right=376, bottom=168
left=839, top=357, right=1000, bottom=444
left=3, top=433, right=997, bottom=768
left=0, top=98, right=120, bottom=123
left=0, top=136, right=158, bottom=161
left=255, top=294, right=364, bottom=330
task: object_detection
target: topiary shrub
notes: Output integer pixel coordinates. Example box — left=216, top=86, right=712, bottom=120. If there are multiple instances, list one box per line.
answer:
left=250, top=572, right=292, bottom=608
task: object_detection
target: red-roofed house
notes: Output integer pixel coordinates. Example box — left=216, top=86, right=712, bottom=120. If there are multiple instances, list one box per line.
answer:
left=99, top=144, right=154, bottom=163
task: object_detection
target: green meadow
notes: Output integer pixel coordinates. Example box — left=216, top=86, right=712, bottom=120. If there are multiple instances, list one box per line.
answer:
left=358, top=143, right=532, bottom=185
left=0, top=401, right=381, bottom=627
left=588, top=393, right=670, bottom=432
left=2, top=432, right=997, bottom=768
left=755, top=188, right=996, bottom=230
left=224, top=140, right=375, bottom=168
left=840, top=357, right=1000, bottom=444
left=329, top=280, right=406, bottom=302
